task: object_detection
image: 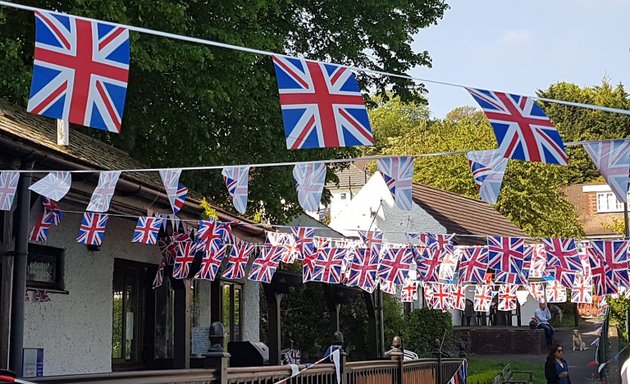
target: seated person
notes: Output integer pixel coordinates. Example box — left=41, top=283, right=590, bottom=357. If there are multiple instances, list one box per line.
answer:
left=533, top=301, right=555, bottom=347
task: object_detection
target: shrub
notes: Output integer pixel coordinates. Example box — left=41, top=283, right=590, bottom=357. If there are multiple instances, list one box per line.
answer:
left=608, top=295, right=630, bottom=341
left=405, top=307, right=452, bottom=355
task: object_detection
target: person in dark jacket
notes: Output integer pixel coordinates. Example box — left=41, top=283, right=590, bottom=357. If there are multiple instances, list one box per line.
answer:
left=545, top=344, right=571, bottom=384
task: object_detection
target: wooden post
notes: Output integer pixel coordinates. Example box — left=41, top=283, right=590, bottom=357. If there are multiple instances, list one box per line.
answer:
left=56, top=119, right=69, bottom=146
left=173, top=279, right=191, bottom=369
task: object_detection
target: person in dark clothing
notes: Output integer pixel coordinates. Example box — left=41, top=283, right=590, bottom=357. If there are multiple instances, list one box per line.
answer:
left=545, top=344, right=571, bottom=384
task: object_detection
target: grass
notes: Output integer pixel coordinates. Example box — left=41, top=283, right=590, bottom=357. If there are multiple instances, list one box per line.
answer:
left=466, top=357, right=545, bottom=384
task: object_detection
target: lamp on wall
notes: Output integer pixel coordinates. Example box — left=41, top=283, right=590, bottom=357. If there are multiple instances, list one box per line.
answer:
left=86, top=244, right=100, bottom=252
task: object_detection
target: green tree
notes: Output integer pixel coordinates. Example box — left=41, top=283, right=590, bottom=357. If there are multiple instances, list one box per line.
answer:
left=0, top=0, right=448, bottom=222
left=368, top=97, right=584, bottom=238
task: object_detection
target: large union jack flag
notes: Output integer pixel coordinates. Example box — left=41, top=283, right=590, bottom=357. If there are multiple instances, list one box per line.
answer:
left=457, top=246, right=489, bottom=284
left=272, top=55, right=374, bottom=149
left=0, top=171, right=19, bottom=211
left=377, top=156, right=415, bottom=211
left=466, top=88, right=567, bottom=165
left=466, top=149, right=508, bottom=205
left=223, top=239, right=255, bottom=280
left=378, top=247, right=414, bottom=285
left=487, top=236, right=525, bottom=284
left=27, top=11, right=129, bottom=133
left=345, top=248, right=379, bottom=293
left=195, top=246, right=227, bottom=281
left=76, top=212, right=109, bottom=245
left=307, top=248, right=346, bottom=284
left=222, top=166, right=250, bottom=215
left=132, top=216, right=162, bottom=245
left=248, top=246, right=284, bottom=283
left=583, top=140, right=630, bottom=203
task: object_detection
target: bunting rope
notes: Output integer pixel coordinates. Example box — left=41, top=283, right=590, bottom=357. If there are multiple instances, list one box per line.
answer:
left=0, top=139, right=619, bottom=174
left=1, top=1, right=630, bottom=116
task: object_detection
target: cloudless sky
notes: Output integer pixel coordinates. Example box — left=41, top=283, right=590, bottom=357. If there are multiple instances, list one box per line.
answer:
left=411, top=0, right=630, bottom=118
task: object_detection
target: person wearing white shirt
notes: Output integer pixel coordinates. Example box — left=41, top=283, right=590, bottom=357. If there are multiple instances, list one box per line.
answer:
left=534, top=302, right=555, bottom=348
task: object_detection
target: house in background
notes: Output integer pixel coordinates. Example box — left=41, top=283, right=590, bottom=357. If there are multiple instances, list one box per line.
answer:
left=563, top=184, right=625, bottom=238
left=327, top=165, right=536, bottom=326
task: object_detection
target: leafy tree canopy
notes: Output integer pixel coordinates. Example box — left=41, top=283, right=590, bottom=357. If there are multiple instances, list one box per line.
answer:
left=367, top=96, right=584, bottom=238
left=0, top=0, right=448, bottom=222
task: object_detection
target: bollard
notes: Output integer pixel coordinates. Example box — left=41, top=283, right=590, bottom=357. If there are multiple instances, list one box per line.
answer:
left=204, top=322, right=231, bottom=384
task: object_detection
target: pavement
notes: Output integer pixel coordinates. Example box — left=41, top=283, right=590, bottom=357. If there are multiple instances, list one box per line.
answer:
left=472, top=318, right=608, bottom=384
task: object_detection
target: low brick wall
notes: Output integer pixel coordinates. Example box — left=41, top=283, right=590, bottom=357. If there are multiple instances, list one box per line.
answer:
left=453, top=326, right=547, bottom=355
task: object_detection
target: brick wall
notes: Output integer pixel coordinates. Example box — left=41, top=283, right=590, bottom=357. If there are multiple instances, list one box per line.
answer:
left=562, top=185, right=621, bottom=237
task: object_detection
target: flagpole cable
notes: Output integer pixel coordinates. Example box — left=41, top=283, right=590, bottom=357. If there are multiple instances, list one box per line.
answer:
left=1, top=1, right=630, bottom=116
left=0, top=139, right=618, bottom=174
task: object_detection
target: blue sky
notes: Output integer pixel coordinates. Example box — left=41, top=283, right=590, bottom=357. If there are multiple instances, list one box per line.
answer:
left=411, top=0, right=630, bottom=118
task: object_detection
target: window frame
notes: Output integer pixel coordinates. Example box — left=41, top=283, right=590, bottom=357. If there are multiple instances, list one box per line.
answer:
left=596, top=192, right=625, bottom=213
left=26, top=243, right=65, bottom=291
left=221, top=281, right=243, bottom=343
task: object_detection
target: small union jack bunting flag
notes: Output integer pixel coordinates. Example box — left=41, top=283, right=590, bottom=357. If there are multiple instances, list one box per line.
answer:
left=400, top=279, right=418, bottom=303
left=378, top=247, right=414, bottom=285
left=291, top=226, right=316, bottom=260
left=223, top=239, right=255, bottom=280
left=546, top=280, right=567, bottom=303
left=195, top=246, right=227, bottom=281
left=377, top=156, right=414, bottom=211
left=542, top=238, right=582, bottom=288
left=293, top=162, right=326, bottom=212
left=29, top=210, right=54, bottom=242
left=571, top=274, right=593, bottom=304
left=379, top=278, right=397, bottom=295
left=248, top=246, right=284, bottom=283
left=27, top=11, right=130, bottom=133
left=588, top=240, right=629, bottom=295
left=345, top=248, right=379, bottom=293
left=30, top=171, right=72, bottom=202
left=76, top=212, right=109, bottom=246
left=222, top=166, right=249, bottom=214
left=132, top=216, right=162, bottom=245
left=197, top=219, right=227, bottom=253
left=87, top=171, right=121, bottom=212
left=42, top=197, right=63, bottom=225
left=450, top=284, right=467, bottom=311
left=487, top=236, right=525, bottom=284
left=0, top=171, right=19, bottom=211
left=466, top=149, right=508, bottom=205
left=474, top=285, right=493, bottom=312
left=430, top=283, right=452, bottom=310
left=498, top=284, right=517, bottom=311
left=173, top=241, right=196, bottom=279
left=527, top=282, right=546, bottom=302
left=153, top=262, right=165, bottom=289
left=466, top=88, right=567, bottom=165
left=306, top=248, right=346, bottom=284
left=583, top=140, right=630, bottom=203
left=457, top=246, right=489, bottom=284
left=272, top=55, right=374, bottom=149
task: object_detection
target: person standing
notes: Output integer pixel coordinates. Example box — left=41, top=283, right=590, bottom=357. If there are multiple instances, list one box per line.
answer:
left=545, top=344, right=571, bottom=384
left=535, top=301, right=555, bottom=347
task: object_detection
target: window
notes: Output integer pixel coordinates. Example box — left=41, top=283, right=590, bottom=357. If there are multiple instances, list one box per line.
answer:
left=340, top=192, right=347, bottom=200
left=222, top=282, right=242, bottom=343
left=26, top=244, right=64, bottom=291
left=596, top=192, right=625, bottom=213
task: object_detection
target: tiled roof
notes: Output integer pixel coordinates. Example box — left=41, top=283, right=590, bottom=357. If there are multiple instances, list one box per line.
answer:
left=412, top=183, right=526, bottom=244
left=0, top=100, right=260, bottom=233
left=329, top=163, right=370, bottom=188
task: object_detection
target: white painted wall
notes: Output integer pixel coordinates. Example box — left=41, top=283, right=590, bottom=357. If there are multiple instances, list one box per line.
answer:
left=329, top=172, right=446, bottom=244
left=23, top=208, right=162, bottom=376
left=330, top=189, right=352, bottom=221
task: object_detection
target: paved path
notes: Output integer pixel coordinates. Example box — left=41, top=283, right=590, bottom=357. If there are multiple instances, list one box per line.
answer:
left=472, top=318, right=604, bottom=383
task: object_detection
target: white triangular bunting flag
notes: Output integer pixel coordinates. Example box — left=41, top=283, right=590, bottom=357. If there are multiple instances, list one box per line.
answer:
left=583, top=139, right=630, bottom=203
left=221, top=166, right=249, bottom=214
left=29, top=171, right=71, bottom=201
left=467, top=149, right=508, bottom=205
left=377, top=156, right=414, bottom=210
left=159, top=169, right=183, bottom=214
left=293, top=162, right=326, bottom=212
left=87, top=171, right=121, bottom=212
left=0, top=171, right=19, bottom=211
